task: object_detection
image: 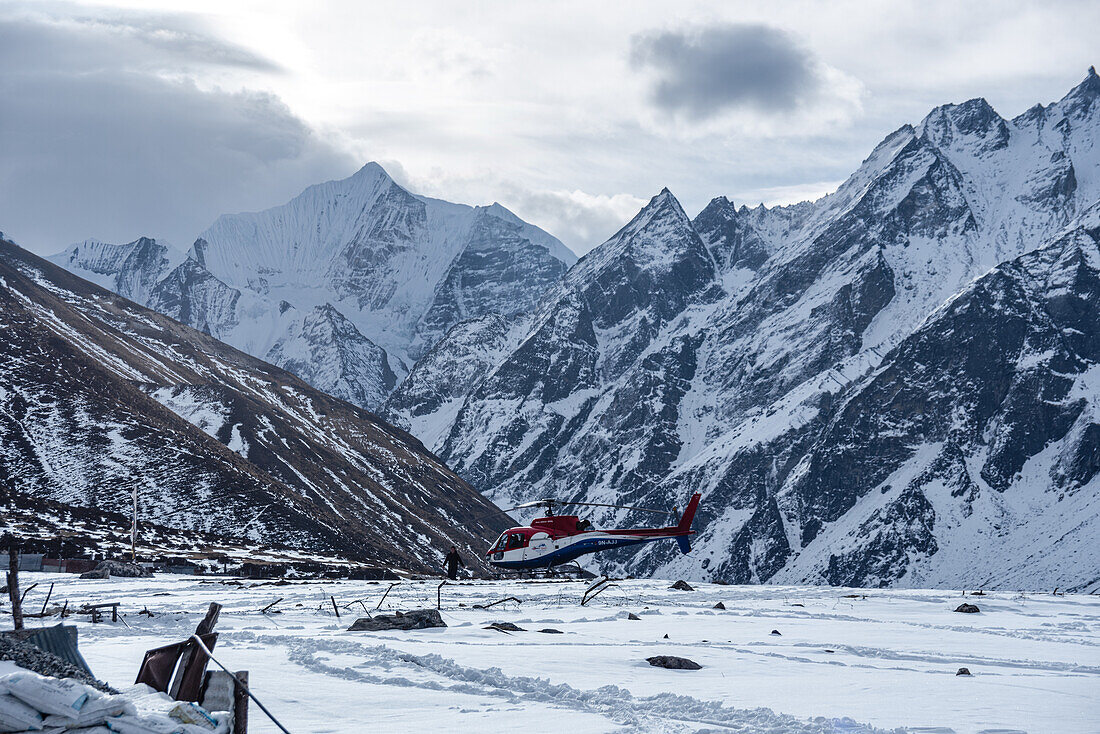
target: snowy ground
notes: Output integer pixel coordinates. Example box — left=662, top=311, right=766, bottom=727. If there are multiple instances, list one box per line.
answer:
left=14, top=573, right=1100, bottom=733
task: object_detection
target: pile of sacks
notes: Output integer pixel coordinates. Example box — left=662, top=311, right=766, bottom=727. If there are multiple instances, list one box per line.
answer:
left=0, top=669, right=230, bottom=733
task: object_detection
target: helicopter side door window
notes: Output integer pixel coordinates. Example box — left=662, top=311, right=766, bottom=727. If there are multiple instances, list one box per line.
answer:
left=506, top=533, right=526, bottom=551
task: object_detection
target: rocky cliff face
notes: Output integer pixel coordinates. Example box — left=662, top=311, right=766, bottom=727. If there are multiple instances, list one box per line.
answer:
left=49, top=163, right=574, bottom=411
left=1, top=238, right=510, bottom=574
left=389, top=71, right=1100, bottom=591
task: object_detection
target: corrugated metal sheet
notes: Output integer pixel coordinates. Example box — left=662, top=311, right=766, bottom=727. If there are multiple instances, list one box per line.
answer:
left=23, top=625, right=94, bottom=676
left=2, top=553, right=44, bottom=572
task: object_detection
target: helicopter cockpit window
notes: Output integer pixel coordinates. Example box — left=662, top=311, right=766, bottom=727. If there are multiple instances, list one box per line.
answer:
left=491, top=533, right=508, bottom=553
left=505, top=533, right=526, bottom=550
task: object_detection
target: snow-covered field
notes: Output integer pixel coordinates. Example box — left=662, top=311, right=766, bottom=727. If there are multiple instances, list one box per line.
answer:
left=17, top=573, right=1100, bottom=733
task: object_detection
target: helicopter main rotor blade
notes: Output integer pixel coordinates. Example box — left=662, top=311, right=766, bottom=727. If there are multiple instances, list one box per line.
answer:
left=501, top=499, right=560, bottom=512
left=560, top=501, right=677, bottom=517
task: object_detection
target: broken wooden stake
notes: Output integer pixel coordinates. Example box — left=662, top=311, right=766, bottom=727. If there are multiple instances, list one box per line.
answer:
left=473, top=596, right=521, bottom=610
left=19, top=582, right=38, bottom=606
left=330, top=596, right=340, bottom=618
left=261, top=598, right=283, bottom=614
left=374, top=582, right=398, bottom=611
left=40, top=582, right=54, bottom=616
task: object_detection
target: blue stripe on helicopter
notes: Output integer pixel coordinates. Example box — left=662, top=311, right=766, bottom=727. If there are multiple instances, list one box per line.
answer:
left=489, top=534, right=662, bottom=570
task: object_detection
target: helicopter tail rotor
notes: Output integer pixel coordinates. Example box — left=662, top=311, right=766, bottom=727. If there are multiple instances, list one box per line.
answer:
left=674, top=493, right=701, bottom=554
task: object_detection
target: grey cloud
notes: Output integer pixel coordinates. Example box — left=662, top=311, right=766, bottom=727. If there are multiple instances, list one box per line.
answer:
left=0, top=11, right=353, bottom=253
left=630, top=24, right=824, bottom=119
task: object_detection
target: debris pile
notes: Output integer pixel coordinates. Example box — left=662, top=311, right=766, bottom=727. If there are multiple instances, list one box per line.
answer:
left=0, top=635, right=110, bottom=693
left=0, top=669, right=230, bottom=732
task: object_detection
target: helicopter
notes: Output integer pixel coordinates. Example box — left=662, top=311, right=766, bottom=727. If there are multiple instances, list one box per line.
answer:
left=485, top=493, right=701, bottom=570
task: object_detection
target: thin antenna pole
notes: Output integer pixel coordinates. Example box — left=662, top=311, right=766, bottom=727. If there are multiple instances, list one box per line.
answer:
left=131, top=482, right=138, bottom=561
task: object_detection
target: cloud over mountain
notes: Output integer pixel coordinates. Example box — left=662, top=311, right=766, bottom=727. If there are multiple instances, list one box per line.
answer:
left=0, top=6, right=354, bottom=251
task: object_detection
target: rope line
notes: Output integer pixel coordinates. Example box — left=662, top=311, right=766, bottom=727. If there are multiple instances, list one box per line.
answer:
left=189, top=634, right=293, bottom=734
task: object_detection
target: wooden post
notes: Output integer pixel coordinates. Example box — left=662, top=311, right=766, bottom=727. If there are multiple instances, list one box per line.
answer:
left=232, top=671, right=249, bottom=734
left=5, top=537, right=23, bottom=630
left=330, top=596, right=340, bottom=619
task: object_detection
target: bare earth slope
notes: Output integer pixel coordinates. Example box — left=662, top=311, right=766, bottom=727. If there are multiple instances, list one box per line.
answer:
left=0, top=237, right=509, bottom=574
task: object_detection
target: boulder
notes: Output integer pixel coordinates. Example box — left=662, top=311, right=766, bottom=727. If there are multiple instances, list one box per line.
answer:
left=713, top=602, right=726, bottom=610
left=347, top=609, right=446, bottom=631
left=484, top=621, right=525, bottom=632
left=956, top=667, right=972, bottom=676
left=81, top=561, right=151, bottom=579
left=770, top=630, right=782, bottom=636
left=669, top=580, right=694, bottom=591
left=627, top=613, right=641, bottom=620
left=646, top=655, right=701, bottom=670
left=537, top=628, right=564, bottom=634
left=954, top=603, right=980, bottom=614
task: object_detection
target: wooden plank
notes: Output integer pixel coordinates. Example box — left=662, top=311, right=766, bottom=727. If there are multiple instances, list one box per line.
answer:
left=195, top=603, right=222, bottom=635
left=170, top=603, right=222, bottom=700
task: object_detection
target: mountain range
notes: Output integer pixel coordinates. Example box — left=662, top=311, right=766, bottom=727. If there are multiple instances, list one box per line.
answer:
left=37, top=68, right=1100, bottom=591
left=389, top=69, right=1100, bottom=591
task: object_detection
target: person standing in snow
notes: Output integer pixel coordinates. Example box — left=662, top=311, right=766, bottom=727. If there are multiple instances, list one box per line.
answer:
left=444, top=546, right=464, bottom=580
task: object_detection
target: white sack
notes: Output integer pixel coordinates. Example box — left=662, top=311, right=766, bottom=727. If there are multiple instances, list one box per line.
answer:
left=42, top=693, right=133, bottom=729
left=0, top=673, right=89, bottom=719
left=0, top=691, right=45, bottom=732
left=105, top=714, right=184, bottom=734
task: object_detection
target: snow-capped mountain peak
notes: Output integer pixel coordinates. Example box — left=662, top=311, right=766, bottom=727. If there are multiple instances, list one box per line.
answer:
left=50, top=163, right=573, bottom=411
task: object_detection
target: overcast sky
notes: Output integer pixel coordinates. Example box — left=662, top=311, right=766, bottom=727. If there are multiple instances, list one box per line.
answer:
left=2, top=1, right=1097, bottom=256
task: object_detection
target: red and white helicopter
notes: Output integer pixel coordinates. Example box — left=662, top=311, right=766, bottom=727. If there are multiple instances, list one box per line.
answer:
left=486, top=493, right=701, bottom=570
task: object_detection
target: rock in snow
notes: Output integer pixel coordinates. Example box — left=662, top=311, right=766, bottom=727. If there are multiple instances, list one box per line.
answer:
left=348, top=609, right=447, bottom=631
left=646, top=655, right=702, bottom=670
left=93, top=561, right=151, bottom=578
left=954, top=604, right=981, bottom=614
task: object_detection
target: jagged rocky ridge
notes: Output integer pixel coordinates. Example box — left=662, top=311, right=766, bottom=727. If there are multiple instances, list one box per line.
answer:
left=0, top=238, right=510, bottom=574
left=388, top=70, right=1100, bottom=591
left=49, top=164, right=575, bottom=411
